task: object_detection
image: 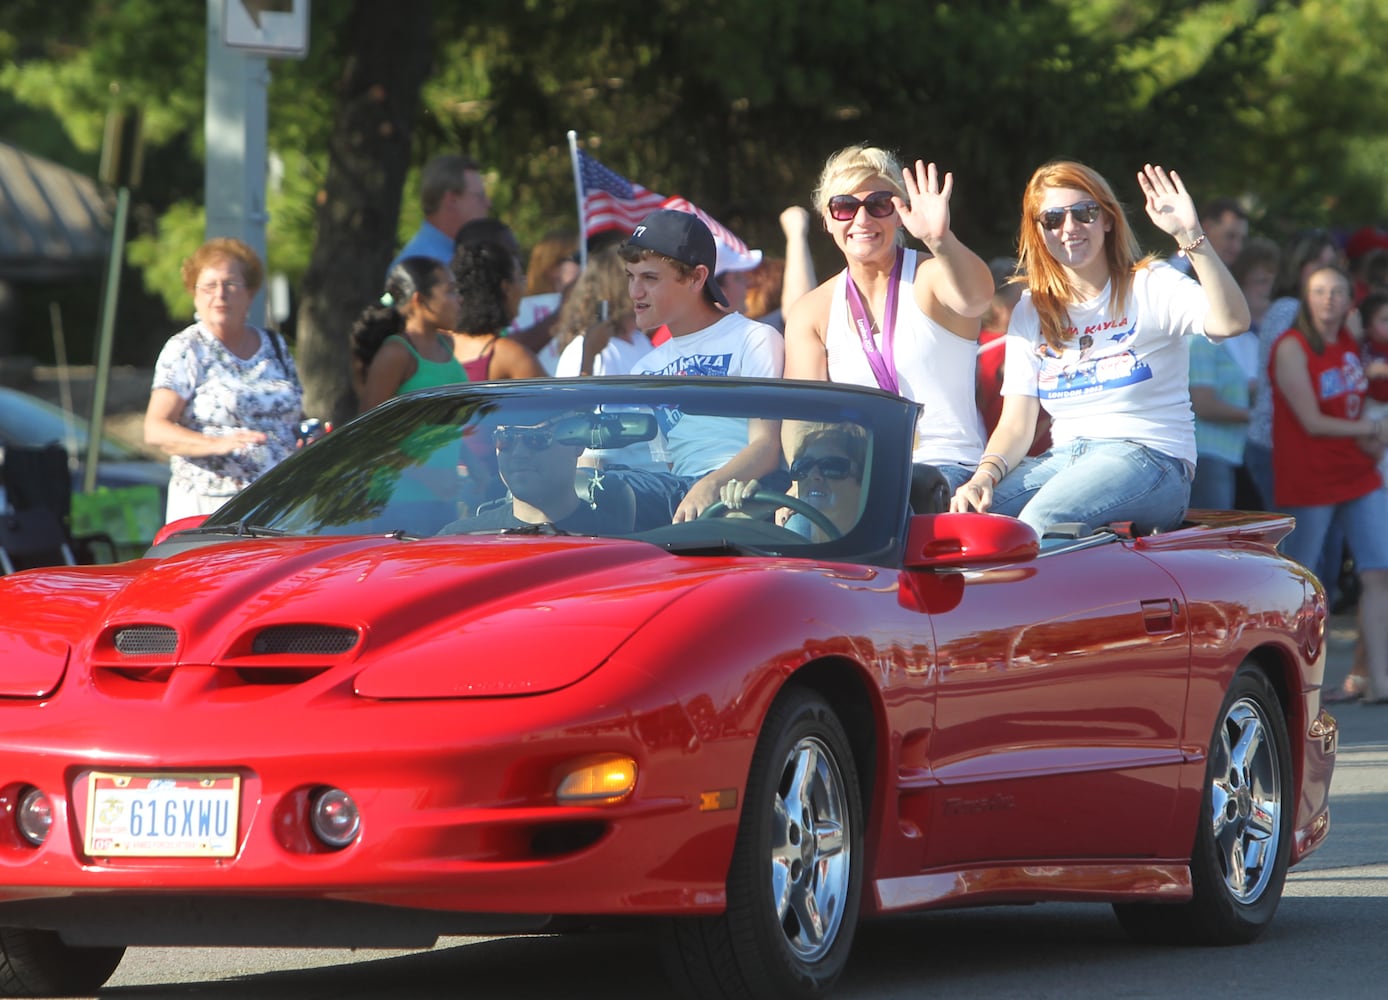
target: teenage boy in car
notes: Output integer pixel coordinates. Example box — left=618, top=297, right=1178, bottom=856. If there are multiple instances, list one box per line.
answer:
left=617, top=209, right=785, bottom=525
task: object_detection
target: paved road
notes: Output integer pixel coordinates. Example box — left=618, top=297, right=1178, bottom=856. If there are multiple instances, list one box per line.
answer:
left=90, top=617, right=1387, bottom=998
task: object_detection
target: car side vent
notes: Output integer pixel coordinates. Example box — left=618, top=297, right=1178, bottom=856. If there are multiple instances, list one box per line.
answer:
left=252, top=625, right=358, bottom=656
left=113, top=625, right=178, bottom=657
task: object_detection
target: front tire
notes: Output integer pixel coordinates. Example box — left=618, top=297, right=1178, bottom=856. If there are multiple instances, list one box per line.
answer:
left=1114, top=663, right=1292, bottom=945
left=0, top=927, right=125, bottom=997
left=662, top=687, right=863, bottom=999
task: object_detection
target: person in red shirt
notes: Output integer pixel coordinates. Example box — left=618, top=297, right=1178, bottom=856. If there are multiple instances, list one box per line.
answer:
left=1271, top=265, right=1388, bottom=702
left=975, top=257, right=1050, bottom=456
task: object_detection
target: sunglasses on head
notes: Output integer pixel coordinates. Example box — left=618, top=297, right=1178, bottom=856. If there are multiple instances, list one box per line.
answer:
left=1037, top=200, right=1103, bottom=231
left=827, top=191, right=896, bottom=222
left=492, top=426, right=556, bottom=452
left=790, top=455, right=857, bottom=481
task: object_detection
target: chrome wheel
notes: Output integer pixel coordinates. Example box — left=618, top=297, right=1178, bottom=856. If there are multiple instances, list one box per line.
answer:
left=1113, top=664, right=1292, bottom=946
left=661, top=688, right=863, bottom=998
left=769, top=735, right=852, bottom=962
left=1210, top=697, right=1282, bottom=904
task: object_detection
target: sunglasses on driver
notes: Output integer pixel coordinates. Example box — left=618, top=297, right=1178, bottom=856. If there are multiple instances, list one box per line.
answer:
left=1037, top=200, right=1103, bottom=231
left=790, top=455, right=858, bottom=481
left=492, top=425, right=557, bottom=452
left=827, top=191, right=897, bottom=222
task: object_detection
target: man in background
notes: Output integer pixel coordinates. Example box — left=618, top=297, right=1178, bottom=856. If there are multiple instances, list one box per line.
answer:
left=389, top=154, right=491, bottom=271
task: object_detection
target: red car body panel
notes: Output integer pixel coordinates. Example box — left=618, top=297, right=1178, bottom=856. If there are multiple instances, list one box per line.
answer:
left=0, top=509, right=1334, bottom=935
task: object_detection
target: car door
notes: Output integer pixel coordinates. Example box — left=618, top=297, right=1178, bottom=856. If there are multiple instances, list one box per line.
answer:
left=921, top=540, right=1189, bottom=867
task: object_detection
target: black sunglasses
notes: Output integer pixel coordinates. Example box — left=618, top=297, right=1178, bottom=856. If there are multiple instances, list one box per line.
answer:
left=827, top=191, right=896, bottom=222
left=492, top=426, right=556, bottom=452
left=790, top=455, right=857, bottom=481
left=1038, top=200, right=1102, bottom=231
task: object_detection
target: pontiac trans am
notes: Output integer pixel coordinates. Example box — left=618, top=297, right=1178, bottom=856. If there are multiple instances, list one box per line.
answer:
left=0, top=378, right=1337, bottom=998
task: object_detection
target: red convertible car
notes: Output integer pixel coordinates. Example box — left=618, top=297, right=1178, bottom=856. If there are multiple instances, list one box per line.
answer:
left=0, top=378, right=1337, bottom=998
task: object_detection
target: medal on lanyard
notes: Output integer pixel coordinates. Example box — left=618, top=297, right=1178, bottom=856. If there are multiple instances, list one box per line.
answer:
left=844, top=248, right=903, bottom=394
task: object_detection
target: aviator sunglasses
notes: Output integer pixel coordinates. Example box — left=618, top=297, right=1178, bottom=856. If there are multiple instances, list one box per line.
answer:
left=790, top=455, right=858, bottom=481
left=1037, top=200, right=1103, bottom=231
left=492, top=426, right=557, bottom=452
left=827, top=191, right=897, bottom=222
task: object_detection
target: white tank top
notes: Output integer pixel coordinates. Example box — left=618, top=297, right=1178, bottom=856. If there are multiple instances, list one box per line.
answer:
left=824, top=248, right=984, bottom=465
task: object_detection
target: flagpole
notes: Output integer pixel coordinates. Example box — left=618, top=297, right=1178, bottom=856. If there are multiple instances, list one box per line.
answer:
left=567, top=130, right=588, bottom=269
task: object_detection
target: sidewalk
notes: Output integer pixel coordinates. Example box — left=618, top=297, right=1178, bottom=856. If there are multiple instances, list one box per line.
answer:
left=1322, top=612, right=1388, bottom=748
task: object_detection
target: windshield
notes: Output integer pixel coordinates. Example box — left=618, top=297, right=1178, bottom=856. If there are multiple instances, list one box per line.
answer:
left=209, top=378, right=920, bottom=563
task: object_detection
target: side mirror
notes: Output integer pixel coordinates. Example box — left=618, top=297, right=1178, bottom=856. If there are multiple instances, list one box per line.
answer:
left=151, top=514, right=209, bottom=547
left=902, top=512, right=1039, bottom=569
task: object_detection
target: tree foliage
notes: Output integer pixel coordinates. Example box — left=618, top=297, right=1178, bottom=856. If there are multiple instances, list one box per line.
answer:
left=4, top=0, right=1388, bottom=386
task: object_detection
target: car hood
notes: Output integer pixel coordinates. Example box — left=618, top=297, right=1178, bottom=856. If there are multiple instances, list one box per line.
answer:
left=0, top=535, right=705, bottom=699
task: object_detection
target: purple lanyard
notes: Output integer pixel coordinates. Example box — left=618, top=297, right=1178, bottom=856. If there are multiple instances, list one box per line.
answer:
left=844, top=248, right=903, bottom=394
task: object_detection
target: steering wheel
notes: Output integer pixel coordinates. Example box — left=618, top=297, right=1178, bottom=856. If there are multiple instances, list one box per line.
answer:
left=698, top=490, right=842, bottom=540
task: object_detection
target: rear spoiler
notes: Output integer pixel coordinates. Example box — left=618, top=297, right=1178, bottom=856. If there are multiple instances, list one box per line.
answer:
left=1130, top=509, right=1296, bottom=551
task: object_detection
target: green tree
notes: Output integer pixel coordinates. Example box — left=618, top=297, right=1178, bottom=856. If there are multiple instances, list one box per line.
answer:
left=5, top=0, right=1388, bottom=397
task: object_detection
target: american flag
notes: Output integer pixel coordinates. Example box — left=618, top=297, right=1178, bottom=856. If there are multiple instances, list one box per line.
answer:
left=576, top=150, right=748, bottom=254
left=659, top=195, right=749, bottom=255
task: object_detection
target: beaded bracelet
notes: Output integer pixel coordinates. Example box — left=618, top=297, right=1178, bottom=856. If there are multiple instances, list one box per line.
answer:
left=1178, top=233, right=1208, bottom=255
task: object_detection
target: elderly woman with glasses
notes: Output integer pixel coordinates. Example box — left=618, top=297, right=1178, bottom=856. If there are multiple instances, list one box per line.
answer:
left=145, top=237, right=305, bottom=521
left=949, top=162, right=1250, bottom=536
left=783, top=144, right=994, bottom=492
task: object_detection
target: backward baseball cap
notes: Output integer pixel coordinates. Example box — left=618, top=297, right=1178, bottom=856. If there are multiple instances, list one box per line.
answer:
left=626, top=209, right=729, bottom=307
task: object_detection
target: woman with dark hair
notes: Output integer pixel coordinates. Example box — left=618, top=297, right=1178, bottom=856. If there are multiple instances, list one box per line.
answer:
left=1271, top=265, right=1388, bottom=702
left=450, top=240, right=545, bottom=381
left=352, top=256, right=465, bottom=412
left=1243, top=231, right=1341, bottom=508
left=951, top=161, right=1250, bottom=534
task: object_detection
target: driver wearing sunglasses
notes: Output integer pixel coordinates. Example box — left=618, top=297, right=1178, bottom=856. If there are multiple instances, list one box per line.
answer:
left=443, top=412, right=631, bottom=534
left=782, top=144, right=994, bottom=496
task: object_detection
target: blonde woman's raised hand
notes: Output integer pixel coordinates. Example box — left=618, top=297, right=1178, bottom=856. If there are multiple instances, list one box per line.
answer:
left=897, top=160, right=954, bottom=251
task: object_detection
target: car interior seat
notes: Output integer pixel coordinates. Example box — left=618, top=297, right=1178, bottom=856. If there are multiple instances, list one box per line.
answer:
left=909, top=463, right=951, bottom=515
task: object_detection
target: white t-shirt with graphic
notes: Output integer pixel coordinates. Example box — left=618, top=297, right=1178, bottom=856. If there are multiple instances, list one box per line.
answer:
left=629, top=312, right=784, bottom=478
left=1001, top=263, right=1210, bottom=464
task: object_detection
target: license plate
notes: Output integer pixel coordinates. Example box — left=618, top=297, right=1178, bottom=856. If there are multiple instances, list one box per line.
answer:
left=84, top=771, right=240, bottom=858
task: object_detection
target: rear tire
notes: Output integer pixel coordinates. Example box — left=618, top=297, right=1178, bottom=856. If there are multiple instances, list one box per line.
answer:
left=0, top=927, right=125, bottom=997
left=661, top=687, right=863, bottom=999
left=1114, top=663, right=1292, bottom=945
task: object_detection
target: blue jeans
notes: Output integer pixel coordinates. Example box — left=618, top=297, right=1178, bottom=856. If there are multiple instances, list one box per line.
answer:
left=1242, top=441, right=1274, bottom=510
left=936, top=463, right=977, bottom=492
left=1281, top=488, right=1388, bottom=574
left=989, top=439, right=1192, bottom=535
left=1189, top=455, right=1238, bottom=510
left=609, top=466, right=791, bottom=530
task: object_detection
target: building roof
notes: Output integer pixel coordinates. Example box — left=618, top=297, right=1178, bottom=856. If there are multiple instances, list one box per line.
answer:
left=0, top=142, right=113, bottom=281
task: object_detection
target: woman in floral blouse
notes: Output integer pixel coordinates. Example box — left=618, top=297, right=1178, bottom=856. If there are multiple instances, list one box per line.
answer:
left=144, top=238, right=304, bottom=520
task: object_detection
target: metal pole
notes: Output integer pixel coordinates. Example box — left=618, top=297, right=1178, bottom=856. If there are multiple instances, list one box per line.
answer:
left=206, top=0, right=269, bottom=327
left=568, top=131, right=587, bottom=269
left=83, top=185, right=129, bottom=495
